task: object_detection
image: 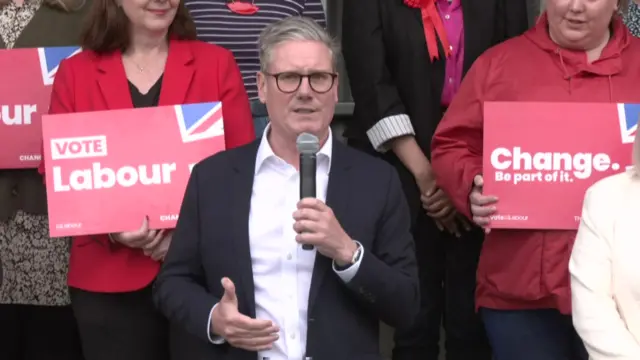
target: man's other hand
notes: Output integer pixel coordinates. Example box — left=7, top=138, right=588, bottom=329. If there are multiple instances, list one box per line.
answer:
left=210, top=277, right=279, bottom=351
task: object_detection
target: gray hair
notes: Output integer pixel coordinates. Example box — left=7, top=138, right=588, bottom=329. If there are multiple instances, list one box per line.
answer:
left=258, top=16, right=340, bottom=73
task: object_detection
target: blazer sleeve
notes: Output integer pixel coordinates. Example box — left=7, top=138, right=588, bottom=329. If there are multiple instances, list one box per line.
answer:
left=218, top=50, right=255, bottom=149
left=342, top=165, right=419, bottom=329
left=430, top=54, right=490, bottom=219
left=38, top=59, right=75, bottom=177
left=569, top=186, right=640, bottom=360
left=341, top=0, right=415, bottom=152
left=153, top=163, right=221, bottom=342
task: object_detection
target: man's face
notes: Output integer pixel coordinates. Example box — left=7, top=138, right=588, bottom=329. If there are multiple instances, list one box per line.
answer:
left=257, top=39, right=338, bottom=143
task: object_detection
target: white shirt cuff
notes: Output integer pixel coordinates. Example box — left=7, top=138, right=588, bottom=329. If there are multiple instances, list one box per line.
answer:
left=207, top=303, right=226, bottom=344
left=332, top=241, right=363, bottom=283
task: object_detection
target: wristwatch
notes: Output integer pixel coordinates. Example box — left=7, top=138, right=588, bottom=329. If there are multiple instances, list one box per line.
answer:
left=350, top=242, right=363, bottom=264
left=335, top=242, right=363, bottom=271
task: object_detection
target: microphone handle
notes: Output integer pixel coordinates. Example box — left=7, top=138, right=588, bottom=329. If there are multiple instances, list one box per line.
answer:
left=300, top=153, right=316, bottom=250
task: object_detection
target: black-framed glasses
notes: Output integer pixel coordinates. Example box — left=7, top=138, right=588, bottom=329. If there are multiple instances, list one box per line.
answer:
left=264, top=71, right=337, bottom=94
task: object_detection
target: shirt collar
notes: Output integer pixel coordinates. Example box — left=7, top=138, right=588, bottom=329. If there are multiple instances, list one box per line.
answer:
left=254, top=124, right=333, bottom=175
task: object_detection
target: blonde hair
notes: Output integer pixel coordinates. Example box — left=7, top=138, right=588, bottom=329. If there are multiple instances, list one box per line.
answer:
left=0, top=0, right=85, bottom=11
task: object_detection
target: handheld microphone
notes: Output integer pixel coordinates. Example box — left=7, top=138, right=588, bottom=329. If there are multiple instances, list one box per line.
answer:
left=296, top=132, right=320, bottom=250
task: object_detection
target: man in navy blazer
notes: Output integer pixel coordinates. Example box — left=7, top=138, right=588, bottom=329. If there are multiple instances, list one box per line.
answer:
left=153, top=17, right=419, bottom=360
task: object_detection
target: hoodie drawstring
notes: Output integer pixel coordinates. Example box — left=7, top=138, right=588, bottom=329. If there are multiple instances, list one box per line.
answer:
left=556, top=48, right=615, bottom=101
left=556, top=48, right=573, bottom=95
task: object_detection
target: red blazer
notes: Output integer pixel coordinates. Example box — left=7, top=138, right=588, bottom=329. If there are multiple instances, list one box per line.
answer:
left=40, top=39, right=255, bottom=293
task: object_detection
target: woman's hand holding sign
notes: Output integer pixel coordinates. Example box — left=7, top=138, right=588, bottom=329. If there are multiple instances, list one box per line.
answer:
left=469, top=175, right=498, bottom=233
left=143, top=231, right=173, bottom=261
left=109, top=216, right=160, bottom=248
left=109, top=216, right=173, bottom=261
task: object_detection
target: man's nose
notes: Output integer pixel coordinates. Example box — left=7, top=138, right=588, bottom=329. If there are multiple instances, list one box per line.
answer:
left=295, top=77, right=313, bottom=98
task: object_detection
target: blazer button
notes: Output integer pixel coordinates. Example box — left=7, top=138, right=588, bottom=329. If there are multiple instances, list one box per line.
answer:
left=308, top=317, right=315, bottom=322
left=11, top=188, right=18, bottom=197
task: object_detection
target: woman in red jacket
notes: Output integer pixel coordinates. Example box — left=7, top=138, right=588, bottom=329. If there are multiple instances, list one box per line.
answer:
left=39, top=0, right=255, bottom=358
left=430, top=0, right=639, bottom=359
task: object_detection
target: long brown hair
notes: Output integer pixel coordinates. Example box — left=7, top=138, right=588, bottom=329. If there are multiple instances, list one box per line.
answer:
left=80, top=0, right=197, bottom=54
left=0, top=0, right=85, bottom=11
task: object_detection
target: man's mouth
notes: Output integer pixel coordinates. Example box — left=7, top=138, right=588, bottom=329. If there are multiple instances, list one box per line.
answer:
left=294, top=108, right=316, bottom=114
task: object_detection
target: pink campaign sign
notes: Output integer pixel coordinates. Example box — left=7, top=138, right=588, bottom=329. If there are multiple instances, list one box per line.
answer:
left=482, top=101, right=639, bottom=230
left=0, top=46, right=81, bottom=168
left=41, top=102, right=225, bottom=237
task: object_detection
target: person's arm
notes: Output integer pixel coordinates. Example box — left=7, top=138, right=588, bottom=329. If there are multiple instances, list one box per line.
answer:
left=569, top=185, right=640, bottom=360
left=339, top=165, right=420, bottom=329
left=153, top=163, right=221, bottom=342
left=341, top=0, right=431, bottom=178
left=303, top=0, right=326, bottom=28
left=218, top=49, right=255, bottom=149
left=430, top=55, right=490, bottom=219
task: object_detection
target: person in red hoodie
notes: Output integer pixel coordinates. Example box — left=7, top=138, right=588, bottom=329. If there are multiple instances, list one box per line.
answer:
left=430, top=0, right=639, bottom=359
left=38, top=0, right=255, bottom=358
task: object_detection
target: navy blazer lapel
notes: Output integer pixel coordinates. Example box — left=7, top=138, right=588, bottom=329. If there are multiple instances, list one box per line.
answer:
left=308, top=140, right=352, bottom=311
left=229, top=141, right=260, bottom=317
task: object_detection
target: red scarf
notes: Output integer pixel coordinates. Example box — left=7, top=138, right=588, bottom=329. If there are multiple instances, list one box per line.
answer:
left=404, top=0, right=452, bottom=61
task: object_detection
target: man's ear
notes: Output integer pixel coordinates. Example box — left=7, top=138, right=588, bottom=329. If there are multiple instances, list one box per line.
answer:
left=256, top=71, right=267, bottom=104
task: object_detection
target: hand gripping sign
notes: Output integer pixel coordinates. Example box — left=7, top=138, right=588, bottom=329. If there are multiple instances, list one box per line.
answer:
left=483, top=101, right=640, bottom=230
left=0, top=46, right=81, bottom=169
left=41, top=102, right=225, bottom=237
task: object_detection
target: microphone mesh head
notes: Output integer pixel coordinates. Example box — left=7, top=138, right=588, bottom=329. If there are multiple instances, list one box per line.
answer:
left=296, top=132, right=320, bottom=154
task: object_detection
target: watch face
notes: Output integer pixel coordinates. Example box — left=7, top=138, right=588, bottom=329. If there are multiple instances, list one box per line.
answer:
left=352, top=245, right=362, bottom=263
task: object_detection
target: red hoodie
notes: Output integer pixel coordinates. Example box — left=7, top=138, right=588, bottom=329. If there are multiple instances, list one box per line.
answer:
left=430, top=14, right=640, bottom=314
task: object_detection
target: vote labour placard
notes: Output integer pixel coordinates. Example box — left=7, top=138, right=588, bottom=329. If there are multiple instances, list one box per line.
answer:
left=483, top=101, right=640, bottom=230
left=0, top=46, right=82, bottom=169
left=41, top=102, right=225, bottom=237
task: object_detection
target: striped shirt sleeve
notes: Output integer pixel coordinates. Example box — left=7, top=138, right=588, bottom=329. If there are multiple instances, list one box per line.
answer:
left=367, top=114, right=415, bottom=153
left=303, top=0, right=327, bottom=28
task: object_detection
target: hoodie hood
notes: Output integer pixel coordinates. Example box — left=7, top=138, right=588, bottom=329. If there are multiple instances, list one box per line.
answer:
left=525, top=12, right=630, bottom=78
left=524, top=12, right=630, bottom=100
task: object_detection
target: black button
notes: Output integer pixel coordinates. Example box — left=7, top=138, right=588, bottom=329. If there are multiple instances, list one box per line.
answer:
left=308, top=317, right=315, bottom=322
left=11, top=188, right=18, bottom=197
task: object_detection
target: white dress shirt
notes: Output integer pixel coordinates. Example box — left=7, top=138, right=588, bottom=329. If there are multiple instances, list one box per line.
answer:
left=207, top=127, right=363, bottom=360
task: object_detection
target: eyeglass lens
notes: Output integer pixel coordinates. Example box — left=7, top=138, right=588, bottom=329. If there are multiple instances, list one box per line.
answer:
left=275, top=72, right=335, bottom=93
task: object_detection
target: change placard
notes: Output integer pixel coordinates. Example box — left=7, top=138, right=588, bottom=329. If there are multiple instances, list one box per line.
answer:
left=483, top=101, right=639, bottom=230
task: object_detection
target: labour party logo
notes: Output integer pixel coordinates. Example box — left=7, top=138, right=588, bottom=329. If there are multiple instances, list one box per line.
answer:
left=618, top=103, right=640, bottom=144
left=174, top=102, right=224, bottom=143
left=37, top=46, right=82, bottom=86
